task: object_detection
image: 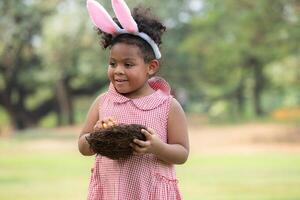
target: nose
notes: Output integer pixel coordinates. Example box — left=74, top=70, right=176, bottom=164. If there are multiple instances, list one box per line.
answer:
left=114, top=64, right=125, bottom=74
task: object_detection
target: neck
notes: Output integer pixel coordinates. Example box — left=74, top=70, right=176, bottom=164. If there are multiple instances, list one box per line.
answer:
left=122, top=83, right=155, bottom=99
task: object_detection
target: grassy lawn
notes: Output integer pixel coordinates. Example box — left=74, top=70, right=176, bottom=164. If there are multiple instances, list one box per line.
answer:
left=1, top=129, right=300, bottom=200
left=178, top=154, right=300, bottom=200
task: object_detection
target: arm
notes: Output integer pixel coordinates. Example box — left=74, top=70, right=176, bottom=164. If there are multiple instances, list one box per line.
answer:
left=78, top=95, right=102, bottom=156
left=132, top=98, right=189, bottom=164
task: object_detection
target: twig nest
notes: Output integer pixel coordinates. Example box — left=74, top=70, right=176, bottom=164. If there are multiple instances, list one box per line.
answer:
left=86, top=124, right=146, bottom=160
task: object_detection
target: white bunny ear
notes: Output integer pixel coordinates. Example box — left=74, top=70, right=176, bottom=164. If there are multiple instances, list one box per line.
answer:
left=87, top=0, right=121, bottom=34
left=112, top=0, right=138, bottom=33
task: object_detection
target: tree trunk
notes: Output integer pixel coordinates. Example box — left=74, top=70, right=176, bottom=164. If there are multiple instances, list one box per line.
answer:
left=244, top=57, right=265, bottom=116
left=236, top=80, right=245, bottom=115
left=252, top=61, right=265, bottom=116
left=55, top=78, right=74, bottom=126
left=0, top=92, right=36, bottom=130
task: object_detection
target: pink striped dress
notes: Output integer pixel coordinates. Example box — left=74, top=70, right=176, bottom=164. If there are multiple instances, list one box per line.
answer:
left=87, top=77, right=182, bottom=200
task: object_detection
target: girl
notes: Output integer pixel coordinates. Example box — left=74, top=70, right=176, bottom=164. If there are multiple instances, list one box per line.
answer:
left=78, top=0, right=189, bottom=199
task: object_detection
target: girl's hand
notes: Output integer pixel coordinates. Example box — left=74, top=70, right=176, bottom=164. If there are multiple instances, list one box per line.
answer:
left=130, top=128, right=164, bottom=155
left=93, top=117, right=117, bottom=131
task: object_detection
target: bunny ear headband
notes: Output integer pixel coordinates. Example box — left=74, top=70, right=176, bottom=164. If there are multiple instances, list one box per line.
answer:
left=86, top=0, right=161, bottom=59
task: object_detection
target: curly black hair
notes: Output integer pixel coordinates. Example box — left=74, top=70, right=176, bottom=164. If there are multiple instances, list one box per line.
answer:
left=96, top=6, right=166, bottom=62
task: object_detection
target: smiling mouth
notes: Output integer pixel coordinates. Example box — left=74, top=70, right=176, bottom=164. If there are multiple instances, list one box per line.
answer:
left=115, top=79, right=128, bottom=83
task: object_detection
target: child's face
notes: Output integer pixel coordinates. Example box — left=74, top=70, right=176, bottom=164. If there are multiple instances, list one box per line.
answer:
left=108, top=43, right=153, bottom=98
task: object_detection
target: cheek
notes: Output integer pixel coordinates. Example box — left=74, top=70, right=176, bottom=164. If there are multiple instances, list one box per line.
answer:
left=107, top=69, right=113, bottom=80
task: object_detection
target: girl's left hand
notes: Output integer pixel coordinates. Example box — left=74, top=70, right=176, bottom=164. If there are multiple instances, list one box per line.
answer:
left=130, top=128, right=163, bottom=155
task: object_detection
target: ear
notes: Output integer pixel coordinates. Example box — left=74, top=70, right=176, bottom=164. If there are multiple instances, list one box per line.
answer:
left=112, top=0, right=138, bottom=33
left=87, top=0, right=121, bottom=34
left=147, top=60, right=160, bottom=76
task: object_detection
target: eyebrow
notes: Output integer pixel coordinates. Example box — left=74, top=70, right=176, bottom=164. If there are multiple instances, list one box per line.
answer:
left=110, top=57, right=137, bottom=62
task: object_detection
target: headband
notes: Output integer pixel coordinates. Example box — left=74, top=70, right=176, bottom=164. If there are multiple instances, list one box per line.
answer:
left=86, top=0, right=161, bottom=59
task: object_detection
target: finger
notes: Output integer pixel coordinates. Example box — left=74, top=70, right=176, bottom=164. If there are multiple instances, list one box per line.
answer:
left=107, top=121, right=116, bottom=127
left=130, top=143, right=146, bottom=155
left=130, top=143, right=139, bottom=152
left=107, top=117, right=117, bottom=125
left=112, top=119, right=117, bottom=125
left=102, top=122, right=108, bottom=129
left=93, top=124, right=98, bottom=131
left=133, top=139, right=150, bottom=147
left=107, top=117, right=115, bottom=122
left=146, top=128, right=155, bottom=134
left=102, top=117, right=117, bottom=128
left=141, top=129, right=153, bottom=140
left=94, top=120, right=102, bottom=131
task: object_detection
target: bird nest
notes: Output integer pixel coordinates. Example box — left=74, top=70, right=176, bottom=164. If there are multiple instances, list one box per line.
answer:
left=86, top=124, right=146, bottom=160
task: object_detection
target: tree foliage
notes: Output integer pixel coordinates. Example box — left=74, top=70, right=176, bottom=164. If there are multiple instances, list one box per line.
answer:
left=177, top=0, right=300, bottom=117
left=0, top=0, right=299, bottom=129
left=0, top=0, right=60, bottom=129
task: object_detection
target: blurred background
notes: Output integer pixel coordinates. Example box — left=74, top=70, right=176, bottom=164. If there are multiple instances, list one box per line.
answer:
left=0, top=0, right=300, bottom=199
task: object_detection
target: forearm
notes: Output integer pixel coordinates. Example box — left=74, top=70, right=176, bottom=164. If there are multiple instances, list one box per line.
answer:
left=153, top=143, right=189, bottom=165
left=78, top=133, right=96, bottom=156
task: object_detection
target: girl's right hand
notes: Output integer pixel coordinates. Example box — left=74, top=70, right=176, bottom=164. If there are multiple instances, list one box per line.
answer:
left=93, top=117, right=117, bottom=131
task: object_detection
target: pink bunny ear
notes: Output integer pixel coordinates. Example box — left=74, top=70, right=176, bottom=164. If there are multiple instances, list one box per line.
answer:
left=87, top=0, right=121, bottom=34
left=112, top=0, right=138, bottom=33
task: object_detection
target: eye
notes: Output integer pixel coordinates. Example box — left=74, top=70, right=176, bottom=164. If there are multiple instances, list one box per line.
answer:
left=124, top=63, right=134, bottom=68
left=109, top=62, right=116, bottom=68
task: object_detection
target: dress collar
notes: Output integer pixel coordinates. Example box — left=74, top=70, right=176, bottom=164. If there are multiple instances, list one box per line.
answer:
left=107, top=76, right=171, bottom=111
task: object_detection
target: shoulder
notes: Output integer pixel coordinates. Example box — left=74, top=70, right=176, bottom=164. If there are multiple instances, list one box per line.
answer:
left=170, top=97, right=183, bottom=111
left=91, top=92, right=108, bottom=108
left=168, top=97, right=185, bottom=119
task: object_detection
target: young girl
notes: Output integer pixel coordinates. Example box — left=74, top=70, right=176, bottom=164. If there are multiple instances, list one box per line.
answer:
left=78, top=0, right=189, bottom=199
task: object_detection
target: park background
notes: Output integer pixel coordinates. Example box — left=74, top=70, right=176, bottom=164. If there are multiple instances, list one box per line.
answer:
left=1, top=0, right=300, bottom=199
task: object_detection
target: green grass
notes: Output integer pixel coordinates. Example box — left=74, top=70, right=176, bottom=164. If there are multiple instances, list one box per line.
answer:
left=177, top=154, right=300, bottom=200
left=0, top=153, right=93, bottom=200
left=1, top=131, right=300, bottom=200
left=0, top=131, right=94, bottom=200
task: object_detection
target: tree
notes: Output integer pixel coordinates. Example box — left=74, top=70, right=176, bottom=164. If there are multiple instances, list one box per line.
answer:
left=0, top=0, right=61, bottom=129
left=0, top=0, right=108, bottom=129
left=179, top=0, right=300, bottom=117
left=0, top=0, right=192, bottom=130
